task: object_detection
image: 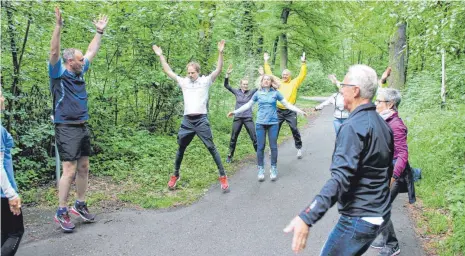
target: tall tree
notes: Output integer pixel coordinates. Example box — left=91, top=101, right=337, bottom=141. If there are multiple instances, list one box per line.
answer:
left=388, top=22, right=408, bottom=88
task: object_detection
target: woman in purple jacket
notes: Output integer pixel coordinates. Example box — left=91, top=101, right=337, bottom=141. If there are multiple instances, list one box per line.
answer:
left=372, top=88, right=416, bottom=256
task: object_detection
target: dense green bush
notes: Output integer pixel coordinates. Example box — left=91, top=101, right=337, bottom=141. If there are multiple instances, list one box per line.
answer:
left=401, top=62, right=465, bottom=254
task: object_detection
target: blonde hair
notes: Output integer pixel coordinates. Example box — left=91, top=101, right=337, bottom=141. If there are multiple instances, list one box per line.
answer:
left=186, top=62, right=201, bottom=73
left=255, top=74, right=280, bottom=90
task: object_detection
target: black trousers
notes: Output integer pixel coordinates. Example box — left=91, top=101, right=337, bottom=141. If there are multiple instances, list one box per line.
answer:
left=1, top=198, right=24, bottom=256
left=174, top=115, right=225, bottom=176
left=228, top=117, right=257, bottom=158
left=277, top=109, right=302, bottom=149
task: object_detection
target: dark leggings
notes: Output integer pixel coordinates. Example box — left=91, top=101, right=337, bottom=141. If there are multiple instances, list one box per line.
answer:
left=1, top=198, right=24, bottom=256
left=228, top=117, right=257, bottom=157
left=174, top=115, right=225, bottom=177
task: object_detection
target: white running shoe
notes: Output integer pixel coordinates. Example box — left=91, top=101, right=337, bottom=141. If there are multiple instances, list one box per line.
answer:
left=297, top=149, right=303, bottom=159
left=270, top=166, right=278, bottom=181
left=257, top=166, right=265, bottom=182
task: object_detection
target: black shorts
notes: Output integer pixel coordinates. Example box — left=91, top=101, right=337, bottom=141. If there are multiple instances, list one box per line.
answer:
left=55, top=123, right=91, bottom=161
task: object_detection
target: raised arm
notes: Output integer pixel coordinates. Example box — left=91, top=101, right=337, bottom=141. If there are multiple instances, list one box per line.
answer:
left=224, top=64, right=235, bottom=94
left=83, top=14, right=109, bottom=63
left=152, top=45, right=178, bottom=81
left=379, top=67, right=391, bottom=88
left=50, top=7, right=63, bottom=66
left=294, top=52, right=308, bottom=89
left=210, top=40, right=225, bottom=82
left=263, top=53, right=274, bottom=76
left=328, top=74, right=342, bottom=89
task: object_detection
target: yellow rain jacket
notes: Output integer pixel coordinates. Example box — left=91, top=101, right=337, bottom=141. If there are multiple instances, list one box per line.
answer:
left=264, top=62, right=307, bottom=110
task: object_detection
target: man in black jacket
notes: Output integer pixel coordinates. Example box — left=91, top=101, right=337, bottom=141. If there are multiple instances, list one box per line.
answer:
left=284, top=64, right=394, bottom=255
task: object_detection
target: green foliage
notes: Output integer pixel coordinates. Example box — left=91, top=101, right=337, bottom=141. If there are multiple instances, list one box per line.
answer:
left=401, top=64, right=465, bottom=254
left=1, top=1, right=464, bottom=253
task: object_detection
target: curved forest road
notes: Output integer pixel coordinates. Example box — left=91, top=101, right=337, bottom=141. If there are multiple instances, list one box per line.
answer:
left=17, top=106, right=425, bottom=256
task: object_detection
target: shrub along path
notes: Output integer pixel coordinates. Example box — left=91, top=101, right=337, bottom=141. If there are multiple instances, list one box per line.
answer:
left=17, top=107, right=424, bottom=255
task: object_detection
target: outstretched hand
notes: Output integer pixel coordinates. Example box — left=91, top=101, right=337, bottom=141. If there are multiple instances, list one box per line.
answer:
left=227, top=112, right=234, bottom=118
left=227, top=64, right=233, bottom=75
left=264, top=52, right=270, bottom=62
left=381, top=67, right=392, bottom=82
left=218, top=39, right=225, bottom=53
left=328, top=74, right=338, bottom=85
left=152, top=45, right=163, bottom=56
left=301, top=52, right=306, bottom=62
left=283, top=216, right=310, bottom=254
left=93, top=14, right=109, bottom=32
left=55, top=6, right=63, bottom=27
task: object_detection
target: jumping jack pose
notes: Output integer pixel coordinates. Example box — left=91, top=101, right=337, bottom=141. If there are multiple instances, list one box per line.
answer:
left=224, top=64, right=258, bottom=163
left=264, top=52, right=307, bottom=159
left=152, top=40, right=230, bottom=192
left=228, top=70, right=307, bottom=182
left=49, top=7, right=108, bottom=232
left=314, top=74, right=349, bottom=134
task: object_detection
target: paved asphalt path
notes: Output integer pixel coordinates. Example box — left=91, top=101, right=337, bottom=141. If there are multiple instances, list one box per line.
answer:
left=17, top=105, right=425, bottom=256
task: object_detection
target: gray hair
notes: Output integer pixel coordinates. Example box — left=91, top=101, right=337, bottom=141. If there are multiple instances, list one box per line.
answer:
left=63, top=48, right=78, bottom=63
left=377, top=88, right=402, bottom=109
left=345, top=64, right=378, bottom=100
left=282, top=69, right=291, bottom=76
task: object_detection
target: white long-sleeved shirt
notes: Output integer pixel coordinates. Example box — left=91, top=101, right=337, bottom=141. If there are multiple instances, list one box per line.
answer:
left=315, top=93, right=349, bottom=119
left=1, top=154, right=18, bottom=200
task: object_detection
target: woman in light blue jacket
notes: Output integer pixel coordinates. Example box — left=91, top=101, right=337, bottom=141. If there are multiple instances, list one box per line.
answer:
left=228, top=70, right=307, bottom=182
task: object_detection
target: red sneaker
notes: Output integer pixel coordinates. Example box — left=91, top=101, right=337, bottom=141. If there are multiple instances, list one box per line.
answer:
left=219, top=175, right=230, bottom=193
left=168, top=175, right=180, bottom=190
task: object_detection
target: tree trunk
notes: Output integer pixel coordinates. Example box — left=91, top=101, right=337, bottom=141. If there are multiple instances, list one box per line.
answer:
left=199, top=3, right=216, bottom=69
left=280, top=6, right=290, bottom=71
left=388, top=22, right=408, bottom=89
left=271, top=36, right=279, bottom=66
left=5, top=3, right=19, bottom=131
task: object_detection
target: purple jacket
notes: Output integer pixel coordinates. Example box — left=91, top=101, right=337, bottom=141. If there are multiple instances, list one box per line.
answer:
left=385, top=112, right=408, bottom=178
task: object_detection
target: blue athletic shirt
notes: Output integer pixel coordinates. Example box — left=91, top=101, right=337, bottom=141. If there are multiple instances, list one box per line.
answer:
left=48, top=57, right=90, bottom=123
left=1, top=125, right=18, bottom=198
left=252, top=89, right=284, bottom=125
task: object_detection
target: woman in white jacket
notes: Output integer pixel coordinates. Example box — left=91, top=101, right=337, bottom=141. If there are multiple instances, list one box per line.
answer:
left=314, top=75, right=349, bottom=134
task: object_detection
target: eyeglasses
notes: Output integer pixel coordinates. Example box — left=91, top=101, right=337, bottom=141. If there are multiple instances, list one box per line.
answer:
left=375, top=100, right=390, bottom=104
left=339, top=83, right=358, bottom=87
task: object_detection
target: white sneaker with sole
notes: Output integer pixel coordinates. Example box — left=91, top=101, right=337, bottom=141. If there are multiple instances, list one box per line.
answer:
left=297, top=149, right=302, bottom=159
left=257, top=166, right=265, bottom=182
left=270, top=166, right=278, bottom=181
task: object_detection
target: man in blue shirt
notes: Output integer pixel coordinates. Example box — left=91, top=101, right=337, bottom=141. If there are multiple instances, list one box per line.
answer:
left=49, top=7, right=108, bottom=232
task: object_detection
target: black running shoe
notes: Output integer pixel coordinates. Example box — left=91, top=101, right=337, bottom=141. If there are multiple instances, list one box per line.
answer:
left=71, top=203, right=95, bottom=222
